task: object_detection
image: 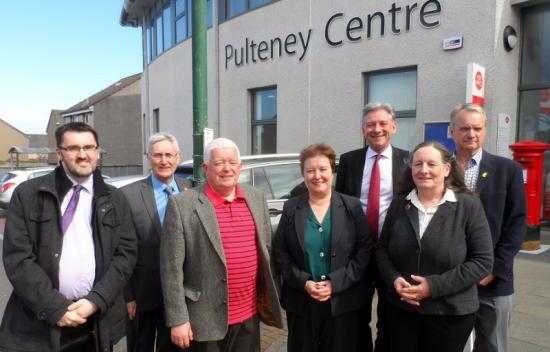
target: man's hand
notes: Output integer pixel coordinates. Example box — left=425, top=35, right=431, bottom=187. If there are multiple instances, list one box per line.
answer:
left=68, top=299, right=98, bottom=319
left=127, top=301, right=137, bottom=320
left=57, top=310, right=87, bottom=327
left=393, top=277, right=419, bottom=306
left=171, top=322, right=193, bottom=349
left=479, top=273, right=495, bottom=286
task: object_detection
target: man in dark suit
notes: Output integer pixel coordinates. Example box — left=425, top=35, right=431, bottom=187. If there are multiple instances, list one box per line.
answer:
left=450, top=103, right=526, bottom=352
left=335, top=102, right=408, bottom=352
left=123, top=133, right=190, bottom=352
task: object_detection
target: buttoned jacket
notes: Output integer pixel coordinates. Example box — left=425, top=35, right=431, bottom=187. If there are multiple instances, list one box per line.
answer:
left=272, top=192, right=373, bottom=316
left=122, top=175, right=191, bottom=311
left=0, top=167, right=137, bottom=352
left=375, top=192, right=494, bottom=315
left=160, top=184, right=283, bottom=342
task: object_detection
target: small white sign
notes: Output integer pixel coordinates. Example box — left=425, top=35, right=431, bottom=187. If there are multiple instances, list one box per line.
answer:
left=466, top=63, right=486, bottom=106
left=497, top=113, right=512, bottom=158
left=204, top=128, right=214, bottom=148
left=443, top=36, right=463, bottom=50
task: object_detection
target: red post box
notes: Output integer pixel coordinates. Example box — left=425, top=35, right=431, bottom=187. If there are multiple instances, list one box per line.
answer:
left=509, top=141, right=550, bottom=251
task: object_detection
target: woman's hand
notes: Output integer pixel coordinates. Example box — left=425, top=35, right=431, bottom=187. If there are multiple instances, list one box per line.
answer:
left=305, top=280, right=332, bottom=302
left=393, top=277, right=419, bottom=306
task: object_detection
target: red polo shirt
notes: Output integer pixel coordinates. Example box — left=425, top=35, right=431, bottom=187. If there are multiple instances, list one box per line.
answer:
left=205, top=184, right=258, bottom=325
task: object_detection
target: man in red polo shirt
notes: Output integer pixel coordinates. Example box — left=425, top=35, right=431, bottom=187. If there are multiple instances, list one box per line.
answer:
left=160, top=137, right=283, bottom=352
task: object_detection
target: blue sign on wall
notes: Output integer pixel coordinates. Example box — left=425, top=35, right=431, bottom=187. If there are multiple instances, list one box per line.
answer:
left=424, top=122, right=456, bottom=152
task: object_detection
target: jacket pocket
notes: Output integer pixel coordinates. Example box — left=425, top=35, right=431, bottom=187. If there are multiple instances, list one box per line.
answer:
left=99, top=204, right=120, bottom=227
left=184, top=288, right=201, bottom=302
left=29, top=210, right=52, bottom=222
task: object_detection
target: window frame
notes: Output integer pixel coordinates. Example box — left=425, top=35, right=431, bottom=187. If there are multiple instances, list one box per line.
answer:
left=250, top=86, right=277, bottom=155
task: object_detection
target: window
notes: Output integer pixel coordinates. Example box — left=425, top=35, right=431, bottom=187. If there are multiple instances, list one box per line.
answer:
left=163, top=5, right=173, bottom=51
left=364, top=68, right=417, bottom=150
left=518, top=4, right=550, bottom=144
left=219, top=0, right=273, bottom=21
left=251, top=87, right=277, bottom=154
left=153, top=108, right=160, bottom=133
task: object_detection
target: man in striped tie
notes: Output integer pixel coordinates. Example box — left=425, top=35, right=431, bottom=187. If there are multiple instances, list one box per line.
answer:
left=160, top=137, right=283, bottom=351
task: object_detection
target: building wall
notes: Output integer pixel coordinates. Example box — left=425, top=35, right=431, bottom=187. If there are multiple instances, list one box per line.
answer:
left=94, top=79, right=143, bottom=176
left=46, top=110, right=63, bottom=164
left=141, top=0, right=522, bottom=160
left=0, top=119, right=29, bottom=161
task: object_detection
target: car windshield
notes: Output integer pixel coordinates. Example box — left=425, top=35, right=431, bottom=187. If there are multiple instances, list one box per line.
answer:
left=0, top=173, right=17, bottom=184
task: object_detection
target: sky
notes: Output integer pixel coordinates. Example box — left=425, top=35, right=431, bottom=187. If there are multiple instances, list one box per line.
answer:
left=0, top=1, right=142, bottom=134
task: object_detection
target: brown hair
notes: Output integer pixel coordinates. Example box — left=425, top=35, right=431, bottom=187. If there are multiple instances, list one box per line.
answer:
left=299, top=143, right=337, bottom=175
left=397, top=141, right=470, bottom=195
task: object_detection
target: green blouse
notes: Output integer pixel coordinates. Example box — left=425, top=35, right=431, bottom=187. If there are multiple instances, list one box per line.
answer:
left=304, top=206, right=332, bottom=281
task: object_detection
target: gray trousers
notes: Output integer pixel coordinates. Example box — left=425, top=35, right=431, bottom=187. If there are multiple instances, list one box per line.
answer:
left=473, top=295, right=513, bottom=352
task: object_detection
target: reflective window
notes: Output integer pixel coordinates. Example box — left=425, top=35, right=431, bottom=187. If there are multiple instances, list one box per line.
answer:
left=252, top=168, right=273, bottom=199
left=219, top=0, right=273, bottom=21
left=521, top=4, right=550, bottom=87
left=365, top=68, right=417, bottom=151
left=155, top=13, right=163, bottom=56
left=250, top=0, right=271, bottom=10
left=251, top=87, right=277, bottom=154
left=228, top=0, right=247, bottom=17
left=163, top=5, right=173, bottom=50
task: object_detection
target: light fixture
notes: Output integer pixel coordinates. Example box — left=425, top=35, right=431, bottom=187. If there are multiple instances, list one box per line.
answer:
left=503, top=25, right=518, bottom=52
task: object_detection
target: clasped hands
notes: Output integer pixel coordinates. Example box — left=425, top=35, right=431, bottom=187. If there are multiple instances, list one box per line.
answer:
left=305, top=280, right=332, bottom=302
left=57, top=298, right=98, bottom=327
left=393, top=275, right=431, bottom=306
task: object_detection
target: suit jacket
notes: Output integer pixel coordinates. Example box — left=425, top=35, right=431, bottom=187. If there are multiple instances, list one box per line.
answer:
left=0, top=167, right=137, bottom=352
left=335, top=145, right=409, bottom=198
left=272, top=192, right=373, bottom=316
left=375, top=192, right=494, bottom=315
left=122, top=175, right=191, bottom=311
left=476, top=150, right=527, bottom=297
left=159, top=184, right=283, bottom=342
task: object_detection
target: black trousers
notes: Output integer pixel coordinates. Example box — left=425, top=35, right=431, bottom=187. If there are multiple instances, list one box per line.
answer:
left=190, top=314, right=260, bottom=352
left=126, top=304, right=182, bottom=352
left=60, top=319, right=97, bottom=352
left=357, top=269, right=388, bottom=352
left=286, top=298, right=359, bottom=352
left=384, top=302, right=476, bottom=352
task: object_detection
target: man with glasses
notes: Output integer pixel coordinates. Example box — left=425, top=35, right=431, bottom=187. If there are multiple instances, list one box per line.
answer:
left=160, top=137, right=283, bottom=351
left=0, top=122, right=137, bottom=352
left=122, top=133, right=190, bottom=352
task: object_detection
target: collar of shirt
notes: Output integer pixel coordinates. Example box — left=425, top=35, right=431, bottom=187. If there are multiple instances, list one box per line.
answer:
left=65, top=173, right=94, bottom=195
left=151, top=174, right=179, bottom=194
left=366, top=144, right=393, bottom=160
left=406, top=188, right=457, bottom=213
left=462, top=149, right=483, bottom=169
left=205, top=183, right=247, bottom=206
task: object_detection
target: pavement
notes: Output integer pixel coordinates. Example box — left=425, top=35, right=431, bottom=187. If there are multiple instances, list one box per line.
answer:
left=0, top=213, right=549, bottom=351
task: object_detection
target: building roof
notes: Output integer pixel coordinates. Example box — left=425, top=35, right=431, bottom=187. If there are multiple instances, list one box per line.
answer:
left=0, top=118, right=28, bottom=137
left=120, top=0, right=155, bottom=27
left=27, top=134, right=48, bottom=148
left=63, top=73, right=141, bottom=115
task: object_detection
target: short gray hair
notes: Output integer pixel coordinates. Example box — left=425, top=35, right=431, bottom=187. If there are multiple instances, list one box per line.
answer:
left=147, top=132, right=180, bottom=154
left=203, top=137, right=241, bottom=164
left=450, top=103, right=487, bottom=127
left=363, top=102, right=396, bottom=125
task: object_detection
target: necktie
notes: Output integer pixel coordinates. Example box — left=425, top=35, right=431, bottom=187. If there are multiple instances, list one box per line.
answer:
left=62, top=185, right=83, bottom=234
left=164, top=185, right=174, bottom=196
left=367, top=154, right=380, bottom=242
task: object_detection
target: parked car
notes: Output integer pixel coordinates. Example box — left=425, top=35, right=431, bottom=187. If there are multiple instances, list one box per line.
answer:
left=106, top=154, right=306, bottom=228
left=0, top=167, right=56, bottom=209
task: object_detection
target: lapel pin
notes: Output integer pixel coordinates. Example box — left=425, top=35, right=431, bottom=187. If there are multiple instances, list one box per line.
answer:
left=405, top=203, right=411, bottom=210
left=481, top=172, right=488, bottom=178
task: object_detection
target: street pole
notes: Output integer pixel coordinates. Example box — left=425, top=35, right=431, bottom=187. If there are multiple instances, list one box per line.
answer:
left=192, top=0, right=208, bottom=185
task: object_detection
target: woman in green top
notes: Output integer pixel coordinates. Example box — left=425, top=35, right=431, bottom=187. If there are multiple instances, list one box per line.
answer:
left=272, top=143, right=373, bottom=352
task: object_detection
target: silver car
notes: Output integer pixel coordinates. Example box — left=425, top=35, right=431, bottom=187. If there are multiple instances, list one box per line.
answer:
left=0, top=167, right=56, bottom=209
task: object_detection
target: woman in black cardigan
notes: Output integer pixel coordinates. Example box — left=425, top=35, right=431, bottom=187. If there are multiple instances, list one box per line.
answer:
left=376, top=141, right=493, bottom=352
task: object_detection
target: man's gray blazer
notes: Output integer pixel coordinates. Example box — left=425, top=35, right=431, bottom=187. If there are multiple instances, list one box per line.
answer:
left=160, top=183, right=283, bottom=341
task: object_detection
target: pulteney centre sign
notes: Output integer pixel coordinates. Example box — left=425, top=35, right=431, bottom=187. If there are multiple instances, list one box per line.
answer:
left=224, top=0, right=442, bottom=69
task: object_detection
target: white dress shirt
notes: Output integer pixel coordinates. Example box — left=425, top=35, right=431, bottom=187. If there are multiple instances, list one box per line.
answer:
left=58, top=174, right=96, bottom=300
left=406, top=188, right=457, bottom=239
left=360, top=146, right=393, bottom=237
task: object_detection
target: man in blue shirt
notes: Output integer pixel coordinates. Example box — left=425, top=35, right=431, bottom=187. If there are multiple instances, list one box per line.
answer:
left=123, top=132, right=190, bottom=352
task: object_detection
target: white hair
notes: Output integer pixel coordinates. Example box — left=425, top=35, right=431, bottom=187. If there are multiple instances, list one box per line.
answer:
left=147, top=132, right=179, bottom=153
left=203, top=137, right=241, bottom=163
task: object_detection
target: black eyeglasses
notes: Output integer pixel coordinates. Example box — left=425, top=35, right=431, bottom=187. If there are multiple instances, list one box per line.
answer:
left=58, top=145, right=99, bottom=155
